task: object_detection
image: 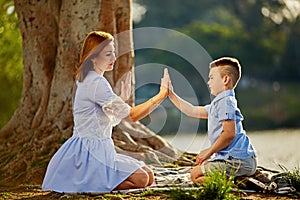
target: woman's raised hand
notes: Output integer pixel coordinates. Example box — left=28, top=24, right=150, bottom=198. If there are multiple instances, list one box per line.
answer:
left=120, top=71, right=132, bottom=101
left=160, top=68, right=170, bottom=98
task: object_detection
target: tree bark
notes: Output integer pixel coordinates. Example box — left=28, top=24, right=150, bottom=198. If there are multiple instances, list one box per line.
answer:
left=0, top=0, right=181, bottom=185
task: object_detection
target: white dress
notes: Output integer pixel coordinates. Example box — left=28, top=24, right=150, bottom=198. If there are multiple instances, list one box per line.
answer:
left=42, top=71, right=145, bottom=193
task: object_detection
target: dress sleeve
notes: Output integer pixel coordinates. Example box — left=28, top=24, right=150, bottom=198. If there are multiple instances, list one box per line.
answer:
left=94, top=77, right=131, bottom=126
left=102, top=96, right=131, bottom=126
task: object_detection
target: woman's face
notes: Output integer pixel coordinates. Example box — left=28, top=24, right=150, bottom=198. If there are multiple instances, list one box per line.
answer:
left=92, top=41, right=116, bottom=72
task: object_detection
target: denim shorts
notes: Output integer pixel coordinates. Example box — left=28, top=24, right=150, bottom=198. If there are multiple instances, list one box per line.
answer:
left=201, top=155, right=257, bottom=177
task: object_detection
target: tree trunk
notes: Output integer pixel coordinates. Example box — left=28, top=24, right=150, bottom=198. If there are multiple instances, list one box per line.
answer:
left=0, top=0, right=181, bottom=185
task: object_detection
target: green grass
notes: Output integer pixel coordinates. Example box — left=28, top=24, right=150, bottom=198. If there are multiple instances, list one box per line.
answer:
left=169, top=171, right=239, bottom=200
left=285, top=167, right=300, bottom=192
left=21, top=184, right=41, bottom=190
left=0, top=192, right=13, bottom=200
left=278, top=164, right=300, bottom=193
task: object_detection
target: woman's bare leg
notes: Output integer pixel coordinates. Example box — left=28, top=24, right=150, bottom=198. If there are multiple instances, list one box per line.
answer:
left=114, top=168, right=149, bottom=190
left=142, top=166, right=154, bottom=186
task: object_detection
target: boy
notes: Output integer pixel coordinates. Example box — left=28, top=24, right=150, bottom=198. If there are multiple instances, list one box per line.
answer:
left=168, top=57, right=256, bottom=184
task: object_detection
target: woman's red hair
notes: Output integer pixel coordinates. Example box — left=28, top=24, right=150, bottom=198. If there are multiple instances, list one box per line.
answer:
left=75, top=31, right=114, bottom=82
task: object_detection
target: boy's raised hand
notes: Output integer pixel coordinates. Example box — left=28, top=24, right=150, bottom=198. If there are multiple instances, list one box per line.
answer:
left=168, top=76, right=174, bottom=95
left=166, top=70, right=176, bottom=98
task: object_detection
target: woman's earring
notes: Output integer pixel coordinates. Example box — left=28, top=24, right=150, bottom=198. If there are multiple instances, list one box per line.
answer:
left=92, top=60, right=97, bottom=69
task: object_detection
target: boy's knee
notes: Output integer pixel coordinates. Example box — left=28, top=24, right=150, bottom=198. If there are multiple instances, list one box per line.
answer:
left=190, top=174, right=196, bottom=184
left=190, top=165, right=204, bottom=184
left=190, top=168, right=198, bottom=183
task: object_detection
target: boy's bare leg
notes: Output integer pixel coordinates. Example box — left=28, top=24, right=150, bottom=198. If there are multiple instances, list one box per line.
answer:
left=190, top=164, right=205, bottom=184
left=195, top=176, right=208, bottom=184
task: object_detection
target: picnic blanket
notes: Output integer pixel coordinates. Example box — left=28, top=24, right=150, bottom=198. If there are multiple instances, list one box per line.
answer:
left=108, top=166, right=196, bottom=194
left=151, top=166, right=194, bottom=187
left=56, top=165, right=297, bottom=196
left=111, top=165, right=297, bottom=195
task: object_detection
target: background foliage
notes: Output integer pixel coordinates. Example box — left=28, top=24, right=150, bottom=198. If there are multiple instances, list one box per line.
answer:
left=133, top=0, right=300, bottom=132
left=0, top=0, right=22, bottom=129
left=0, top=0, right=299, bottom=131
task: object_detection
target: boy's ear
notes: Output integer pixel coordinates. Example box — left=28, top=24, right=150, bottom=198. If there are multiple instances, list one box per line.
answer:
left=223, top=75, right=231, bottom=86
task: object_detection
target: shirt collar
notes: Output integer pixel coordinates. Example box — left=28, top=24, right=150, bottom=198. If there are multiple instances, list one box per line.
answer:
left=211, top=89, right=235, bottom=103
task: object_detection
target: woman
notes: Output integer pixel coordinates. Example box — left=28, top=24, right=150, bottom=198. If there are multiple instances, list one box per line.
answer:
left=42, top=31, right=169, bottom=193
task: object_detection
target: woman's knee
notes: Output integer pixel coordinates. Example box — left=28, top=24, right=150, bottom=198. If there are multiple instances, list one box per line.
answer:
left=138, top=172, right=149, bottom=188
left=132, top=169, right=149, bottom=188
left=142, top=166, right=154, bottom=186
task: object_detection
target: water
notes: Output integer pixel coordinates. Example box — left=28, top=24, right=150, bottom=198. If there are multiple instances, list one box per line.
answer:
left=162, top=129, right=300, bottom=171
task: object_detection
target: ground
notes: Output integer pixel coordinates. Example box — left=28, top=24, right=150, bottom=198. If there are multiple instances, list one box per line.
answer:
left=0, top=185, right=299, bottom=200
left=1, top=130, right=299, bottom=199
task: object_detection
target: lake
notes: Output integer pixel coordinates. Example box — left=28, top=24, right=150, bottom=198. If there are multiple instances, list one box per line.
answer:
left=162, top=129, right=300, bottom=171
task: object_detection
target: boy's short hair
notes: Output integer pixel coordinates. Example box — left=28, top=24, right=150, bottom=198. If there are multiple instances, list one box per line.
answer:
left=209, top=57, right=241, bottom=89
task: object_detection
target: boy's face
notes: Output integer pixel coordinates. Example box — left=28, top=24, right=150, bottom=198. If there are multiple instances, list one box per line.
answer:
left=208, top=67, right=225, bottom=96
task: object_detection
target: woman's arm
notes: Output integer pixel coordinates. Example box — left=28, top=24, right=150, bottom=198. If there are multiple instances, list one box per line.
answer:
left=168, top=81, right=208, bottom=119
left=125, top=68, right=169, bottom=122
left=127, top=91, right=166, bottom=122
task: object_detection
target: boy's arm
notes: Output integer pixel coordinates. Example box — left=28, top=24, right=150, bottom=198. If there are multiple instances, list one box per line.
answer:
left=169, top=90, right=208, bottom=119
left=196, top=120, right=236, bottom=164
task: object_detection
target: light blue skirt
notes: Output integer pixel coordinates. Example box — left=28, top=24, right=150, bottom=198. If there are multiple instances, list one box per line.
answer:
left=42, top=136, right=145, bottom=193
